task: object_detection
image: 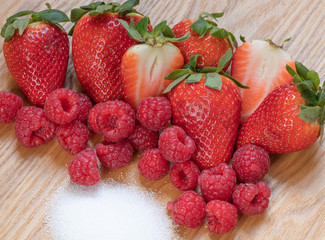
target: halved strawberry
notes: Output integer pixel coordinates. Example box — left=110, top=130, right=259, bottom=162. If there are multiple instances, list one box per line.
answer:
left=231, top=39, right=295, bottom=122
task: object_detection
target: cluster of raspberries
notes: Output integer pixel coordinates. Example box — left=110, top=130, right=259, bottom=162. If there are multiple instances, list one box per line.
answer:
left=0, top=90, right=272, bottom=235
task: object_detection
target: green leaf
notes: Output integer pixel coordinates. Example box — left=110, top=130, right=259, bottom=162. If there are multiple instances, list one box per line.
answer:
left=298, top=105, right=321, bottom=123
left=1, top=22, right=8, bottom=37
left=163, top=74, right=189, bottom=93
left=190, top=16, right=208, bottom=37
left=293, top=74, right=304, bottom=84
left=12, top=19, right=29, bottom=35
left=295, top=62, right=309, bottom=79
left=152, top=21, right=167, bottom=37
left=80, top=2, right=105, bottom=10
left=4, top=24, right=16, bottom=42
left=164, top=69, right=192, bottom=80
left=201, top=12, right=224, bottom=21
left=296, top=81, right=318, bottom=105
left=286, top=64, right=296, bottom=77
left=135, top=17, right=149, bottom=37
left=205, top=73, right=222, bottom=90
left=221, top=73, right=249, bottom=89
left=240, top=35, right=246, bottom=42
left=185, top=73, right=203, bottom=83
left=210, top=27, right=229, bottom=38
left=96, top=4, right=114, bottom=14
left=165, top=31, right=190, bottom=42
left=6, top=10, right=35, bottom=24
left=70, top=8, right=88, bottom=22
left=118, top=19, right=144, bottom=42
left=118, top=0, right=139, bottom=16
left=307, top=70, right=320, bottom=90
left=33, top=9, right=70, bottom=23
left=162, top=25, right=175, bottom=38
left=217, top=48, right=233, bottom=69
left=46, top=3, right=51, bottom=9
left=68, top=25, right=75, bottom=36
left=198, top=67, right=220, bottom=73
left=189, top=54, right=201, bottom=70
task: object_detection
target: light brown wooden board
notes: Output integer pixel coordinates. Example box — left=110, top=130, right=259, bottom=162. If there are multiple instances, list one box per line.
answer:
left=1, top=0, right=325, bottom=239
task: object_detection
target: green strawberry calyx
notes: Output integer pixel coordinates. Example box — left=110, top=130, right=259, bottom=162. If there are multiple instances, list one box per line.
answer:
left=190, top=12, right=237, bottom=48
left=286, top=63, right=325, bottom=138
left=118, top=17, right=190, bottom=47
left=163, top=49, right=248, bottom=93
left=69, top=0, right=140, bottom=35
left=1, top=3, right=69, bottom=42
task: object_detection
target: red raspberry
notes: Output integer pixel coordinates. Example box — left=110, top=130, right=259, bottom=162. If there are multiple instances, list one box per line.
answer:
left=169, top=160, right=200, bottom=191
left=167, top=191, right=206, bottom=228
left=0, top=92, right=23, bottom=124
left=206, top=200, right=238, bottom=234
left=232, top=181, right=271, bottom=216
left=138, top=148, right=170, bottom=181
left=44, top=88, right=80, bottom=124
left=198, top=163, right=236, bottom=202
left=159, top=126, right=196, bottom=163
left=232, top=144, right=270, bottom=183
left=15, top=106, right=56, bottom=148
left=128, top=125, right=159, bottom=152
left=95, top=139, right=133, bottom=169
left=137, top=97, right=172, bottom=131
left=97, top=100, right=135, bottom=142
left=88, top=103, right=104, bottom=133
left=76, top=93, right=93, bottom=123
left=68, top=148, right=100, bottom=186
left=56, top=120, right=89, bottom=155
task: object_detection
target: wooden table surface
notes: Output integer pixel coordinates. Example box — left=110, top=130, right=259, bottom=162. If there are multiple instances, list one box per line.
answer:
left=1, top=0, right=325, bottom=239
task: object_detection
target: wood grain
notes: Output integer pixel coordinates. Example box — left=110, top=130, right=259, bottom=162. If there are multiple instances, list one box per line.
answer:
left=1, top=0, right=325, bottom=239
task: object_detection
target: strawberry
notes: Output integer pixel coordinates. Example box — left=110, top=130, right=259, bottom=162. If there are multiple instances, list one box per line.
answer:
left=172, top=12, right=236, bottom=69
left=231, top=38, right=295, bottom=122
left=1, top=4, right=69, bottom=107
left=118, top=17, right=188, bottom=108
left=165, top=52, right=246, bottom=170
left=70, top=0, right=146, bottom=103
left=236, top=62, right=323, bottom=154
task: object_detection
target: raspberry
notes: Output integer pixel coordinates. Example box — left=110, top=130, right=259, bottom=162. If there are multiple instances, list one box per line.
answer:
left=138, top=149, right=170, bottom=181
left=44, top=88, right=80, bottom=124
left=76, top=93, right=93, bottom=123
left=88, top=103, right=104, bottom=133
left=206, top=200, right=238, bottom=234
left=68, top=148, right=100, bottom=186
left=232, top=144, right=270, bottom=183
left=0, top=92, right=23, bottom=124
left=97, top=100, right=135, bottom=142
left=232, top=181, right=271, bottom=216
left=95, top=139, right=133, bottom=169
left=198, top=163, right=236, bottom=202
left=137, top=97, right=172, bottom=131
left=15, top=106, right=56, bottom=148
left=128, top=125, right=159, bottom=152
left=159, top=126, right=196, bottom=163
left=56, top=120, right=89, bottom=155
left=169, top=161, right=200, bottom=191
left=167, top=191, right=206, bottom=228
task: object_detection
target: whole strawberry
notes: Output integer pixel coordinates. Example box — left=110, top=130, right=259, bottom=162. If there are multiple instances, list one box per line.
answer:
left=236, top=62, right=322, bottom=154
left=172, top=12, right=236, bottom=69
left=70, top=1, right=145, bottom=103
left=165, top=54, right=245, bottom=170
left=2, top=5, right=69, bottom=106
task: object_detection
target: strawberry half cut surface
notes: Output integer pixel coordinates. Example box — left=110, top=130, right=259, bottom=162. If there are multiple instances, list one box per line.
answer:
left=231, top=38, right=295, bottom=122
left=119, top=17, right=189, bottom=109
left=165, top=52, right=247, bottom=170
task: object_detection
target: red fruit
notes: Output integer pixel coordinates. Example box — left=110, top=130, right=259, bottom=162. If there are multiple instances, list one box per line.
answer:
left=44, top=88, right=80, bottom=125
left=167, top=191, right=206, bottom=228
left=169, top=160, right=200, bottom=191
left=96, top=100, right=135, bottom=142
left=2, top=7, right=69, bottom=106
left=138, top=149, right=170, bottom=181
left=76, top=93, right=93, bottom=123
left=232, top=182, right=271, bottom=216
left=71, top=1, right=144, bottom=103
left=15, top=106, right=56, bottom=148
left=232, top=144, right=270, bottom=183
left=172, top=13, right=234, bottom=69
left=68, top=148, right=100, bottom=186
left=206, top=200, right=238, bottom=234
left=231, top=40, right=295, bottom=122
left=95, top=139, right=133, bottom=169
left=56, top=120, right=89, bottom=155
left=136, top=97, right=172, bottom=131
left=128, top=125, right=159, bottom=152
left=0, top=92, right=23, bottom=124
left=88, top=103, right=104, bottom=133
left=198, top=163, right=236, bottom=202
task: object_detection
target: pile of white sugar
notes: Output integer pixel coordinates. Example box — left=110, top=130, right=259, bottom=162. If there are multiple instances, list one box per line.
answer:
left=45, top=182, right=176, bottom=240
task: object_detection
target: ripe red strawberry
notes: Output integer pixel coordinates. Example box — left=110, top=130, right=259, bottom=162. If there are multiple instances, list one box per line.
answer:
left=172, top=12, right=235, bottom=69
left=231, top=39, right=295, bottom=122
left=70, top=1, right=146, bottom=103
left=1, top=5, right=69, bottom=107
left=236, top=62, right=322, bottom=154
left=119, top=17, right=188, bottom=108
left=165, top=54, right=245, bottom=170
